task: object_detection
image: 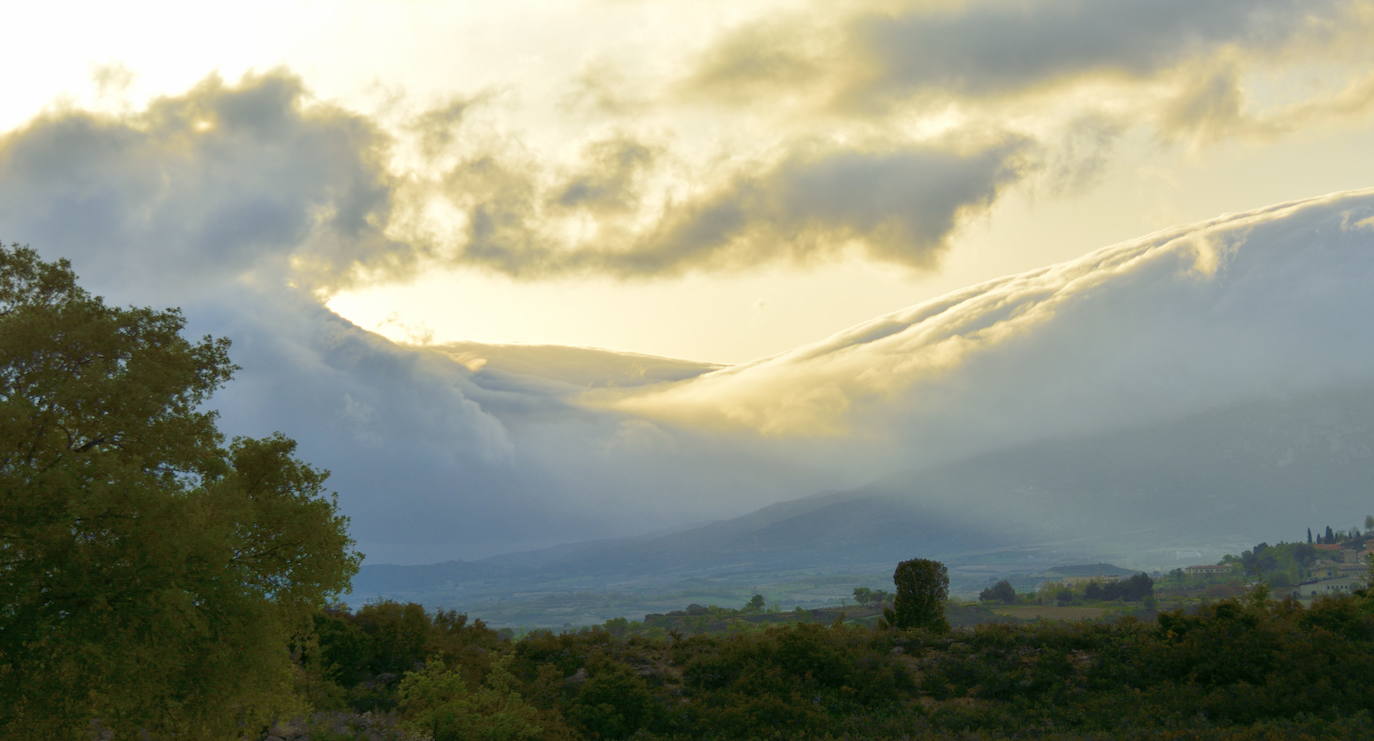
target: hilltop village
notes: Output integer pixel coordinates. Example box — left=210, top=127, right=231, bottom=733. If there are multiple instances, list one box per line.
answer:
left=1195, top=529, right=1371, bottom=600
left=962, top=523, right=1374, bottom=624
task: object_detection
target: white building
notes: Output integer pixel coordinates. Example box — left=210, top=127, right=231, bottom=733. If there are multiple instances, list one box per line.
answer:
left=1291, top=577, right=1366, bottom=599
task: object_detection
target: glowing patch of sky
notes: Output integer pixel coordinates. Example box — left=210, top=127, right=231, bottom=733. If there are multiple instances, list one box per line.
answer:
left=332, top=117, right=1374, bottom=364
left=6, top=0, right=1374, bottom=364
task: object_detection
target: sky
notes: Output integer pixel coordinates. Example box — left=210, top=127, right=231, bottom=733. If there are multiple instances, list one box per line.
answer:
left=4, top=1, right=1374, bottom=563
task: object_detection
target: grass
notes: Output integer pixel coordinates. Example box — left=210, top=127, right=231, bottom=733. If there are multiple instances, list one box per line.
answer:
left=991, top=605, right=1115, bottom=620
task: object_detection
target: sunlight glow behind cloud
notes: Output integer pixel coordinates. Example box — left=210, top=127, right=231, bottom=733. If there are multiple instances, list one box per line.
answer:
left=4, top=1, right=1374, bottom=562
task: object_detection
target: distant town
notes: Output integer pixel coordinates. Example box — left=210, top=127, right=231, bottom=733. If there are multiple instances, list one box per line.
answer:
left=975, top=522, right=1374, bottom=622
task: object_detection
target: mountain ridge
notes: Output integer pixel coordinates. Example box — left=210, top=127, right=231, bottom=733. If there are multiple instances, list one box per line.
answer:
left=351, top=378, right=1374, bottom=617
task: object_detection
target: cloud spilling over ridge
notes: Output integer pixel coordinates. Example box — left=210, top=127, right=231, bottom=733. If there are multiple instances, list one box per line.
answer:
left=6, top=64, right=1374, bottom=564
left=0, top=73, right=834, bottom=562
left=197, top=289, right=820, bottom=563
left=160, top=186, right=1374, bottom=559
left=619, top=189, right=1374, bottom=467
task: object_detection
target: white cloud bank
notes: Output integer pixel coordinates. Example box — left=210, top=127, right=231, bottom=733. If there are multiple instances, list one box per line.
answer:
left=4, top=66, right=1374, bottom=563
left=181, top=187, right=1374, bottom=560
left=0, top=73, right=827, bottom=562
left=621, top=189, right=1374, bottom=470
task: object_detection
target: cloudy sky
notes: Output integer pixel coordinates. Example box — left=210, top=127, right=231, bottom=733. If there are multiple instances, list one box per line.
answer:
left=5, top=1, right=1374, bottom=562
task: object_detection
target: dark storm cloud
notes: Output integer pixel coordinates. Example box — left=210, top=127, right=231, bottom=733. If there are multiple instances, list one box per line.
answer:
left=621, top=138, right=1033, bottom=273
left=552, top=136, right=657, bottom=214
left=451, top=136, right=1035, bottom=278
left=681, top=0, right=1359, bottom=110
left=851, top=0, right=1349, bottom=101
left=0, top=71, right=410, bottom=299
left=0, top=64, right=1063, bottom=283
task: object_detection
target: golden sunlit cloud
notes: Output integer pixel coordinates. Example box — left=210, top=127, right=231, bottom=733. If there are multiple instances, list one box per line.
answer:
left=613, top=189, right=1374, bottom=447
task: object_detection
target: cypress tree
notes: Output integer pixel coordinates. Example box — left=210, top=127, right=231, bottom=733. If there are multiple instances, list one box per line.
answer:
left=888, top=558, right=950, bottom=633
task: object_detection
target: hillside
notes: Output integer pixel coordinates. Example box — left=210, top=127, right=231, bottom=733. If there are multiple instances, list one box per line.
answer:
left=352, top=379, right=1374, bottom=625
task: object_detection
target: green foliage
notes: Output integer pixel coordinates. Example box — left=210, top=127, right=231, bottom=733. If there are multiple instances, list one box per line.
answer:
left=357, top=601, right=433, bottom=677
left=308, top=600, right=508, bottom=715
left=853, top=586, right=891, bottom=606
left=890, top=558, right=950, bottom=632
left=1211, top=540, right=1331, bottom=590
left=979, top=579, right=1016, bottom=604
left=398, top=657, right=551, bottom=741
left=566, top=659, right=659, bottom=739
left=630, top=600, right=873, bottom=638
left=0, top=245, right=359, bottom=738
left=674, top=622, right=913, bottom=737
left=14, top=244, right=1374, bottom=737
left=1084, top=573, right=1154, bottom=602
left=294, top=584, right=1374, bottom=739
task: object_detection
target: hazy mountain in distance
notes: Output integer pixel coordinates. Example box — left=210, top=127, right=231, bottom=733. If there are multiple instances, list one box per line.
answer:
left=870, top=381, right=1374, bottom=558
left=344, top=187, right=1374, bottom=567
left=350, top=487, right=1006, bottom=598
left=352, top=379, right=1374, bottom=609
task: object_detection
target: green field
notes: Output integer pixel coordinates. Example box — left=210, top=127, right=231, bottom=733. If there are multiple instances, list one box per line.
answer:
left=992, top=605, right=1114, bottom=620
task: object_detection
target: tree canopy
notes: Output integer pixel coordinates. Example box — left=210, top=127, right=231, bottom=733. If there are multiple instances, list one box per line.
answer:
left=0, top=245, right=361, bottom=738
left=888, top=558, right=949, bottom=633
left=979, top=579, right=1016, bottom=604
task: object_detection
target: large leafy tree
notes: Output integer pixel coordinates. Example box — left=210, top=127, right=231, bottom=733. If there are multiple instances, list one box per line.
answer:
left=0, top=245, right=361, bottom=738
left=888, top=558, right=950, bottom=633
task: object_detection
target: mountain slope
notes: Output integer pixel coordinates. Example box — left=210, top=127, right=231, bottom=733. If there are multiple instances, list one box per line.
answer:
left=353, top=380, right=1374, bottom=612
left=339, top=187, right=1374, bottom=569
left=620, top=189, right=1374, bottom=466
